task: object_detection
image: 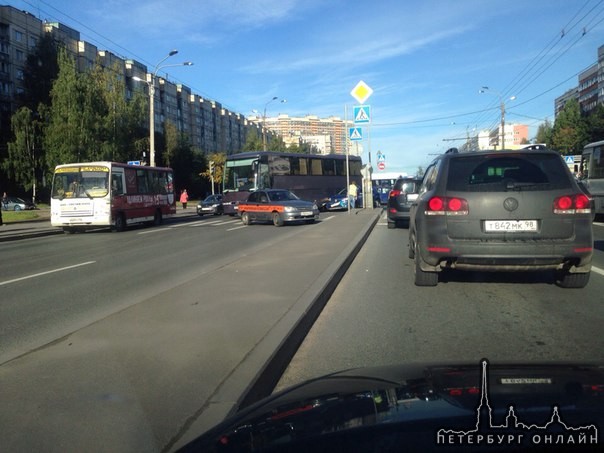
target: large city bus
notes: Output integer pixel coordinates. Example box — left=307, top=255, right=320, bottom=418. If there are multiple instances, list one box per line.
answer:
left=579, top=140, right=604, bottom=216
left=51, top=162, right=176, bottom=232
left=222, top=151, right=362, bottom=215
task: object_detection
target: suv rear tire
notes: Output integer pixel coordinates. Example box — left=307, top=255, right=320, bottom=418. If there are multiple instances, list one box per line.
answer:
left=555, top=270, right=590, bottom=289
left=413, top=242, right=438, bottom=286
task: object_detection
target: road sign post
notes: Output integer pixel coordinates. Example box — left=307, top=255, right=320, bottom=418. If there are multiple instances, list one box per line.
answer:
left=350, top=81, right=374, bottom=209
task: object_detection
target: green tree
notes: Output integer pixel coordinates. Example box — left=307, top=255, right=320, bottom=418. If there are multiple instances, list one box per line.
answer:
left=92, top=61, right=147, bottom=162
left=535, top=119, right=553, bottom=146
left=586, top=104, right=604, bottom=143
left=551, top=99, right=589, bottom=154
left=287, top=140, right=317, bottom=154
left=266, top=134, right=286, bottom=151
left=43, top=49, right=106, bottom=166
left=164, top=121, right=205, bottom=194
left=199, top=152, right=226, bottom=194
left=242, top=127, right=262, bottom=151
left=3, top=107, right=44, bottom=197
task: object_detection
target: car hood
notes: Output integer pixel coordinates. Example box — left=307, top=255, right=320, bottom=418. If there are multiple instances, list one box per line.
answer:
left=179, top=360, right=604, bottom=452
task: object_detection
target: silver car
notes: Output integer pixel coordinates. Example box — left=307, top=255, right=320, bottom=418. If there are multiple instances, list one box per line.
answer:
left=2, top=197, right=37, bottom=211
left=239, top=189, right=319, bottom=226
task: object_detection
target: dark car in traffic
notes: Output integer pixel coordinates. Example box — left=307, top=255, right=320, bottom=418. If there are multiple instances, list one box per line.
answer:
left=319, top=187, right=380, bottom=211
left=408, top=148, right=593, bottom=287
left=239, top=189, right=319, bottom=226
left=387, top=177, right=421, bottom=228
left=197, top=194, right=223, bottom=216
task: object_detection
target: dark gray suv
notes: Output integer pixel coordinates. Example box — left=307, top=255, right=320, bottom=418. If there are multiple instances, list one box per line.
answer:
left=387, top=177, right=421, bottom=229
left=408, top=148, right=593, bottom=287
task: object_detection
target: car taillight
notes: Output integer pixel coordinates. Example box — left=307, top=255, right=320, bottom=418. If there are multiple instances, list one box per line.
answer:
left=389, top=189, right=401, bottom=198
left=425, top=196, right=468, bottom=216
left=553, top=194, right=591, bottom=214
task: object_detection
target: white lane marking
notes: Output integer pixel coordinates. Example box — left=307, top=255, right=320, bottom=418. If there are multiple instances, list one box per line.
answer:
left=226, top=225, right=247, bottom=231
left=321, top=215, right=336, bottom=221
left=197, top=220, right=226, bottom=226
left=0, top=261, right=96, bottom=287
left=170, top=221, right=200, bottom=228
left=592, top=266, right=604, bottom=277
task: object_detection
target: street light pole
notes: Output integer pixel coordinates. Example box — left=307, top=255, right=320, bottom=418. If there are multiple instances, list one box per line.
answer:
left=479, top=86, right=515, bottom=150
left=262, top=97, right=277, bottom=152
left=144, top=50, right=193, bottom=167
left=261, top=97, right=287, bottom=151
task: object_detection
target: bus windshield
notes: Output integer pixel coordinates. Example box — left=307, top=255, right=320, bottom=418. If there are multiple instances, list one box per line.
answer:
left=223, top=158, right=258, bottom=192
left=52, top=166, right=109, bottom=199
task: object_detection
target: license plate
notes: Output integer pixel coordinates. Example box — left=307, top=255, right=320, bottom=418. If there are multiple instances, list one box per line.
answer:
left=484, top=220, right=537, bottom=232
left=301, top=211, right=313, bottom=216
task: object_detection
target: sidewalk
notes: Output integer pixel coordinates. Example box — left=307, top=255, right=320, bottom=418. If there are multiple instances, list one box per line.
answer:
left=0, top=207, right=381, bottom=453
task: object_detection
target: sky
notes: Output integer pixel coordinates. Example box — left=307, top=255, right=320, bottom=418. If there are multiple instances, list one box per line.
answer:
left=9, top=0, right=604, bottom=175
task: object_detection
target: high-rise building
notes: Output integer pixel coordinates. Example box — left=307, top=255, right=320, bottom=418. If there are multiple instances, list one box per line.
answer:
left=554, top=43, right=604, bottom=116
left=249, top=113, right=361, bottom=155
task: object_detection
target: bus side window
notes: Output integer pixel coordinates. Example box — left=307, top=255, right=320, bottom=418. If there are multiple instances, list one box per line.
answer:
left=112, top=174, right=124, bottom=195
left=259, top=164, right=270, bottom=188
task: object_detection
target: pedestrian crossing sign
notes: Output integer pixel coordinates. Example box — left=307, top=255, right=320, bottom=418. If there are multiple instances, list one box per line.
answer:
left=353, top=105, right=371, bottom=124
left=349, top=127, right=363, bottom=141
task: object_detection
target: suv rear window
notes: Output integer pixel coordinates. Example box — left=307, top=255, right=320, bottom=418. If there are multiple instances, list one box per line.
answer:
left=446, top=154, right=572, bottom=192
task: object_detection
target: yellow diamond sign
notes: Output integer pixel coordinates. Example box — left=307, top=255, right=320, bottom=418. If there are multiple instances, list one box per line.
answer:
left=350, top=80, right=373, bottom=104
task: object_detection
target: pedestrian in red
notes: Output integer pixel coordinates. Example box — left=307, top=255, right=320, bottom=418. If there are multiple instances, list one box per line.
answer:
left=180, top=189, right=189, bottom=209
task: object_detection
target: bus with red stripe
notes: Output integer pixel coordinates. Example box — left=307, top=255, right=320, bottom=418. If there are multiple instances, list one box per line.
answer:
left=50, top=162, right=176, bottom=233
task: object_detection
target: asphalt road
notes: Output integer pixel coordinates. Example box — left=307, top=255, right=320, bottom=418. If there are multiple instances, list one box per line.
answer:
left=0, top=208, right=379, bottom=452
left=276, top=211, right=604, bottom=391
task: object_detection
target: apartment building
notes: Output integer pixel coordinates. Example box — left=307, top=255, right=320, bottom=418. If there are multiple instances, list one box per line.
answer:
left=554, top=43, right=604, bottom=115
left=477, top=123, right=529, bottom=150
left=249, top=113, right=360, bottom=155
left=0, top=4, right=247, bottom=162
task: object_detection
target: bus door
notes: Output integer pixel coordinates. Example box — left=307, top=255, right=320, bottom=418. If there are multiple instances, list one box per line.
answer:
left=581, top=144, right=604, bottom=215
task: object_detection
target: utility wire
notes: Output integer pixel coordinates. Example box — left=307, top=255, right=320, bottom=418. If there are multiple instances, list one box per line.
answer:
left=462, top=0, right=604, bottom=138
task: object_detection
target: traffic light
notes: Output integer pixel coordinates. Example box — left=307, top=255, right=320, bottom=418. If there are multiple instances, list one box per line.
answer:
left=209, top=160, right=214, bottom=175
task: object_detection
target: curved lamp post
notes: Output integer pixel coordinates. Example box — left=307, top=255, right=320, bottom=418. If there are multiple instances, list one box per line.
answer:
left=135, top=50, right=193, bottom=166
left=479, top=86, right=515, bottom=150
left=261, top=97, right=286, bottom=151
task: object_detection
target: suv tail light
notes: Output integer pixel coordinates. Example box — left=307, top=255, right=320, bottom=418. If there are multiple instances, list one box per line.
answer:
left=425, top=196, right=469, bottom=216
left=388, top=189, right=401, bottom=198
left=553, top=194, right=591, bottom=214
